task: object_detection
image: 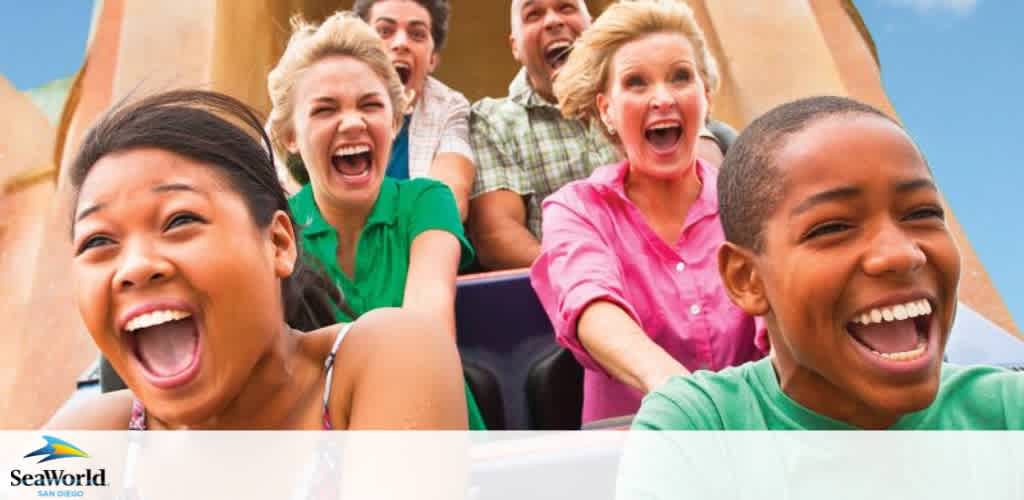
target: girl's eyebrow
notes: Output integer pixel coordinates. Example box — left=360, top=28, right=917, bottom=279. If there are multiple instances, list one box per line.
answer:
left=152, top=182, right=208, bottom=198
left=76, top=183, right=207, bottom=223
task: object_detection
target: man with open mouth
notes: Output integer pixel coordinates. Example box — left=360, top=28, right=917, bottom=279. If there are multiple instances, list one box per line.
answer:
left=355, top=0, right=476, bottom=221
left=468, top=0, right=733, bottom=271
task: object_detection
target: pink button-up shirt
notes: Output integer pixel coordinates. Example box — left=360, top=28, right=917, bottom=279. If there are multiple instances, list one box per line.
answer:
left=530, top=159, right=767, bottom=423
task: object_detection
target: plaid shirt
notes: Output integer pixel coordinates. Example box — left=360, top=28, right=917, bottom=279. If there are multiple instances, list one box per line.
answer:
left=470, top=68, right=619, bottom=238
left=408, top=76, right=475, bottom=179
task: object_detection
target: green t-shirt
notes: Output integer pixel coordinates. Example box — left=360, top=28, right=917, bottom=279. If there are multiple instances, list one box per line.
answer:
left=289, top=177, right=474, bottom=322
left=290, top=177, right=486, bottom=430
left=634, top=357, right=1023, bottom=430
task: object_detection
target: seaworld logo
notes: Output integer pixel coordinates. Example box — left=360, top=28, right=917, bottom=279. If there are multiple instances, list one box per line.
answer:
left=10, top=436, right=108, bottom=494
left=23, top=436, right=90, bottom=464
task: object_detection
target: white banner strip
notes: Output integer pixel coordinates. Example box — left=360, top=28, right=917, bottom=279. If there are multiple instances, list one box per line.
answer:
left=1, top=431, right=1022, bottom=500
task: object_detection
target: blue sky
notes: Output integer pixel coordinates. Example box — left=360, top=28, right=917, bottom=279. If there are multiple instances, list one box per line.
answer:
left=855, top=0, right=1022, bottom=326
left=0, top=1, right=1019, bottom=326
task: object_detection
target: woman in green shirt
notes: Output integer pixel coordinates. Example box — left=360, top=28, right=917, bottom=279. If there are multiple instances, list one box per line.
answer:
left=266, top=12, right=485, bottom=429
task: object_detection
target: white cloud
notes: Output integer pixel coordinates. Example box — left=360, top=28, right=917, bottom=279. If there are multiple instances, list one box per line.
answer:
left=885, top=0, right=979, bottom=15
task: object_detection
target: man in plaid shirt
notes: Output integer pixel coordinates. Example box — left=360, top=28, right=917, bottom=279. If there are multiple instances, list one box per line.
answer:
left=469, top=0, right=726, bottom=270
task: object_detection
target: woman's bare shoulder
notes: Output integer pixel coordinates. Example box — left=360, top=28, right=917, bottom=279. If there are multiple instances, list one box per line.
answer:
left=44, top=389, right=135, bottom=430
left=315, top=309, right=465, bottom=428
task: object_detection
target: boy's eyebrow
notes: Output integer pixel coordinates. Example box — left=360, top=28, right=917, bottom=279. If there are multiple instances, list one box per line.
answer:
left=790, top=186, right=861, bottom=217
left=895, top=178, right=938, bottom=194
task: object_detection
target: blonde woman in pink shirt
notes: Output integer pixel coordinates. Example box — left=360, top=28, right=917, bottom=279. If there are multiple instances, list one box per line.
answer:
left=530, top=0, right=765, bottom=424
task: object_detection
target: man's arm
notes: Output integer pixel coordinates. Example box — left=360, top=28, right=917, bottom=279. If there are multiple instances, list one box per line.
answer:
left=428, top=153, right=474, bottom=221
left=429, top=91, right=476, bottom=221
left=468, top=189, right=540, bottom=270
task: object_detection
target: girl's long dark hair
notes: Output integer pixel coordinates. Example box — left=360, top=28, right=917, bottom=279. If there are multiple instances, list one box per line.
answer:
left=70, top=89, right=354, bottom=329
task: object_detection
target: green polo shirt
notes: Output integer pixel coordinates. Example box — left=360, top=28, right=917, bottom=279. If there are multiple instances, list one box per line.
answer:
left=290, top=177, right=486, bottom=430
left=290, top=177, right=473, bottom=321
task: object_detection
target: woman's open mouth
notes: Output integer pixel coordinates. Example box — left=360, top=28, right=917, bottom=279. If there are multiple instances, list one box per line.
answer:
left=125, top=309, right=202, bottom=390
left=846, top=299, right=933, bottom=363
left=644, top=121, right=683, bottom=154
left=331, top=145, right=373, bottom=181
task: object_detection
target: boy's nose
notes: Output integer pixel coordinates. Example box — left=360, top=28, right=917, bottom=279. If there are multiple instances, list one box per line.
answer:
left=390, top=30, right=409, bottom=50
left=862, top=223, right=927, bottom=277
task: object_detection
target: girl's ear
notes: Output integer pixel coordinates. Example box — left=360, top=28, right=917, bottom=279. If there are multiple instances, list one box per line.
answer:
left=717, top=242, right=770, bottom=316
left=268, top=210, right=298, bottom=279
left=283, top=126, right=299, bottom=155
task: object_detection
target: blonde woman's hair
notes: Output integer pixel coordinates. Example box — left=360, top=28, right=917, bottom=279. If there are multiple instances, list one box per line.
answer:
left=554, top=0, right=719, bottom=141
left=267, top=11, right=408, bottom=160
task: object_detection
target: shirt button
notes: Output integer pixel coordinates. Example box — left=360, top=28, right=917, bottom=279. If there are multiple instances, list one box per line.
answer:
left=675, top=261, right=686, bottom=272
left=689, top=304, right=702, bottom=316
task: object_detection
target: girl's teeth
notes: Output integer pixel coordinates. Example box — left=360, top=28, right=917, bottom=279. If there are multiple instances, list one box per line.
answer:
left=125, top=309, right=192, bottom=332
left=335, top=145, right=370, bottom=156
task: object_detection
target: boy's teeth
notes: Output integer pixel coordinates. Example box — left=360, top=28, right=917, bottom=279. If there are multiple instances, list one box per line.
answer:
left=869, top=337, right=927, bottom=362
left=851, top=299, right=931, bottom=325
left=125, top=310, right=192, bottom=332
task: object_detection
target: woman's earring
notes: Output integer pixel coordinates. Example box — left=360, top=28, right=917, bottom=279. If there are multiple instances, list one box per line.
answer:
left=605, top=121, right=616, bottom=136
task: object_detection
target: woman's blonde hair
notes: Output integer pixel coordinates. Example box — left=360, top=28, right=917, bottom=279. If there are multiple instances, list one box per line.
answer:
left=554, top=0, right=719, bottom=142
left=267, top=11, right=408, bottom=160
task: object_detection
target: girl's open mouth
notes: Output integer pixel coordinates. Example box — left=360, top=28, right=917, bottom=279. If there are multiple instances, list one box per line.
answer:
left=125, top=309, right=202, bottom=389
left=331, top=145, right=373, bottom=180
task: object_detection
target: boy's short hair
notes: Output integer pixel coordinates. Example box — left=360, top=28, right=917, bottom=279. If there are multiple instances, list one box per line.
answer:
left=718, top=96, right=900, bottom=252
left=353, top=0, right=450, bottom=51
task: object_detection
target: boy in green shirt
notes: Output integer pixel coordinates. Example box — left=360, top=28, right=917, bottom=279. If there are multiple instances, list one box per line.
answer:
left=633, top=96, right=1022, bottom=430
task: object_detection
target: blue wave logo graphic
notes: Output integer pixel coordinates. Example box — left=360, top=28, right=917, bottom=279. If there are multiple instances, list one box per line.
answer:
left=24, top=435, right=90, bottom=463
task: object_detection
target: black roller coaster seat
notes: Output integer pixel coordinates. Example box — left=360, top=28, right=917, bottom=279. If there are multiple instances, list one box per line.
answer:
left=526, top=346, right=583, bottom=430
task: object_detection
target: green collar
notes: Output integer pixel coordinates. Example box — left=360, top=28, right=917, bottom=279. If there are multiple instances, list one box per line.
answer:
left=294, top=177, right=400, bottom=239
left=755, top=356, right=931, bottom=430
